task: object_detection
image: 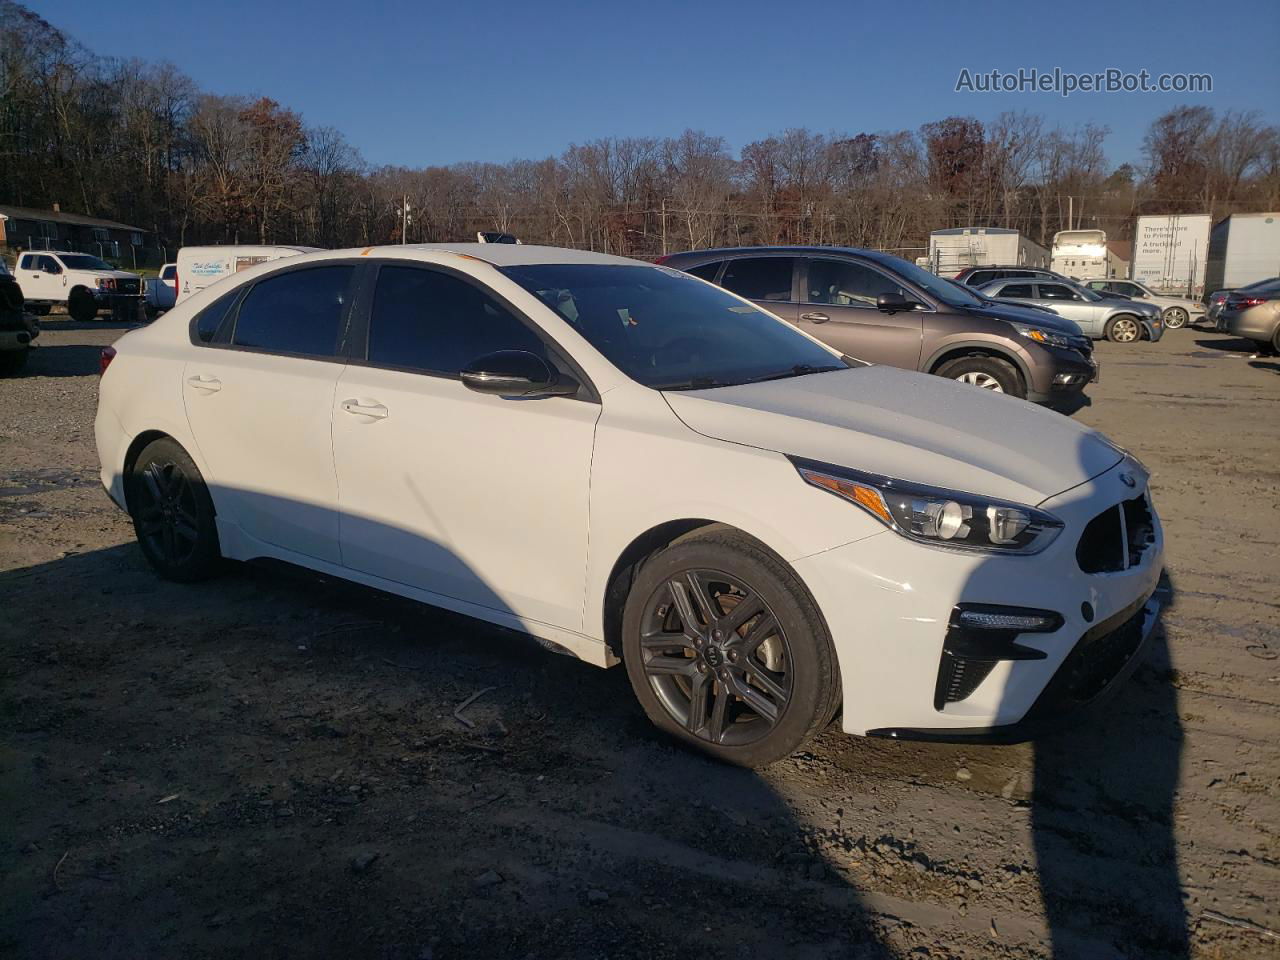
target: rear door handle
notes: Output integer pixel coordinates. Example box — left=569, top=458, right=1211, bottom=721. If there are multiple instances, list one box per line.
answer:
left=341, top=399, right=389, bottom=420
left=185, top=375, right=221, bottom=393
left=800, top=312, right=830, bottom=323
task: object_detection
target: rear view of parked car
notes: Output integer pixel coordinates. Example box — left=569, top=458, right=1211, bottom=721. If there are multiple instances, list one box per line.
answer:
left=1220, top=278, right=1280, bottom=353
left=978, top=278, right=1163, bottom=343
left=95, top=243, right=1164, bottom=766
left=659, top=247, right=1096, bottom=404
left=1208, top=277, right=1280, bottom=330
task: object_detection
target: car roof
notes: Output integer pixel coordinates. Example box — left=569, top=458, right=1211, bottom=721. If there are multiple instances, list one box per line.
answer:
left=357, top=243, right=641, bottom=268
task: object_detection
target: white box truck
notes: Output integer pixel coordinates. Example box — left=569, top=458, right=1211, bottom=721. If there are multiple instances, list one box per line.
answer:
left=1132, top=214, right=1211, bottom=298
left=1204, top=213, right=1280, bottom=296
left=927, top=227, right=1049, bottom=276
left=175, top=245, right=319, bottom=305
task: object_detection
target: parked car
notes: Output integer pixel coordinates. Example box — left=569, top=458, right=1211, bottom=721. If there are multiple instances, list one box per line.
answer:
left=977, top=278, right=1163, bottom=343
left=1220, top=278, right=1280, bottom=354
left=1, top=267, right=39, bottom=375
left=143, top=263, right=177, bottom=317
left=1208, top=277, right=1280, bottom=330
left=1082, top=279, right=1205, bottom=328
left=175, top=245, right=318, bottom=304
left=956, top=265, right=1134, bottom=302
left=658, top=247, right=1096, bottom=403
left=13, top=251, right=143, bottom=321
left=95, top=244, right=1164, bottom=765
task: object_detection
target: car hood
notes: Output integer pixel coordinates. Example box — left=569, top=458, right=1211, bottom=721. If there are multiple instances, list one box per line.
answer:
left=664, top=366, right=1122, bottom=505
left=963, top=301, right=1086, bottom=336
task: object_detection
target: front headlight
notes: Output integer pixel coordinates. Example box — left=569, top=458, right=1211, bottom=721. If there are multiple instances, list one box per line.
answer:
left=1010, top=323, right=1072, bottom=349
left=790, top=457, right=1064, bottom=555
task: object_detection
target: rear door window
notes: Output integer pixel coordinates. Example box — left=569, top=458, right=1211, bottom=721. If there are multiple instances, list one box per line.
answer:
left=720, top=257, right=795, bottom=302
left=232, top=265, right=353, bottom=357
left=194, top=289, right=242, bottom=344
left=999, top=284, right=1035, bottom=299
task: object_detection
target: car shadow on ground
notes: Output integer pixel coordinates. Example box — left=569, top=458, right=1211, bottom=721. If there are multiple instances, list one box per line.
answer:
left=1192, top=336, right=1265, bottom=354
left=1, top=539, right=898, bottom=958
left=21, top=343, right=109, bottom=377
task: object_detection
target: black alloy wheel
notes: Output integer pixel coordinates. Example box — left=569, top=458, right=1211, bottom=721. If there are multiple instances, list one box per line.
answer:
left=128, top=437, right=221, bottom=581
left=638, top=568, right=792, bottom=747
left=621, top=527, right=840, bottom=766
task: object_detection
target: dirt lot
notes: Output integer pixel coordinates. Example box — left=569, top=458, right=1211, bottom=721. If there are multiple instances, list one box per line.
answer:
left=2, top=315, right=1278, bottom=960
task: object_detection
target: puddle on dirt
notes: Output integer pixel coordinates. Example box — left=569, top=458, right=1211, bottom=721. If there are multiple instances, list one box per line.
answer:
left=0, top=468, right=96, bottom=498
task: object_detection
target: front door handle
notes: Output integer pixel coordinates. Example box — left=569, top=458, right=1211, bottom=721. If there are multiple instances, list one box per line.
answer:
left=185, top=375, right=221, bottom=393
left=800, top=312, right=830, bottom=323
left=341, top=399, right=389, bottom=420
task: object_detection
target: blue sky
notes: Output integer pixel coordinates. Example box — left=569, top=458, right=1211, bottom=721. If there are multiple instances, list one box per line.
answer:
left=35, top=0, right=1280, bottom=169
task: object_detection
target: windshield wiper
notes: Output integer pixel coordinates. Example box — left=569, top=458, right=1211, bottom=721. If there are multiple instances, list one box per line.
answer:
left=653, top=376, right=734, bottom=391
left=741, top=363, right=847, bottom=385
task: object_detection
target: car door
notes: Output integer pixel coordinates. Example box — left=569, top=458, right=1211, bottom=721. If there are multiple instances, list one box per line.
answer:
left=796, top=257, right=924, bottom=368
left=19, top=254, right=59, bottom=300
left=1035, top=282, right=1103, bottom=336
left=718, top=256, right=800, bottom=323
left=181, top=263, right=356, bottom=564
left=330, top=262, right=600, bottom=631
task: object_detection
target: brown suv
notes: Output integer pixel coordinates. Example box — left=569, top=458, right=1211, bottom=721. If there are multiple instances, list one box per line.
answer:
left=657, top=247, right=1097, bottom=404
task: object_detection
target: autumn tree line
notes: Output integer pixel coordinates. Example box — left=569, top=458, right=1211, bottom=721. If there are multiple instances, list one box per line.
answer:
left=3, top=1, right=1279, bottom=264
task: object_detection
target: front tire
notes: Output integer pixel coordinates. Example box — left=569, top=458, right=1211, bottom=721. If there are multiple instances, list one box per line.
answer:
left=1106, top=315, right=1141, bottom=343
left=68, top=289, right=98, bottom=322
left=621, top=527, right=840, bottom=767
left=935, top=355, right=1025, bottom=398
left=126, top=438, right=221, bottom=582
left=1162, top=307, right=1188, bottom=329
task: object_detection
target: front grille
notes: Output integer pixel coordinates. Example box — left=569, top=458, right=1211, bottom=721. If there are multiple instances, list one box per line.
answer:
left=1051, top=602, right=1147, bottom=704
left=115, top=278, right=141, bottom=296
left=1076, top=493, right=1154, bottom=574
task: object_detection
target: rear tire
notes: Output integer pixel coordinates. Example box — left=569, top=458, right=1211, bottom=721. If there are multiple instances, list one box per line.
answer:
left=621, top=526, right=841, bottom=767
left=0, top=348, right=28, bottom=376
left=1106, top=315, right=1141, bottom=343
left=935, top=355, right=1025, bottom=398
left=126, top=438, right=221, bottom=582
left=68, top=289, right=98, bottom=322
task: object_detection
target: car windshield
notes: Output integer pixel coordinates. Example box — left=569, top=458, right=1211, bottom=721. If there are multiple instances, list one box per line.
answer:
left=501, top=263, right=848, bottom=390
left=872, top=256, right=984, bottom=308
left=57, top=254, right=114, bottom=270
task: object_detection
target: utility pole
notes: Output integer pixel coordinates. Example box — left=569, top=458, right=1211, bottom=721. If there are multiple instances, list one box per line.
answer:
left=661, top=198, right=667, bottom=256
left=1068, top=195, right=1073, bottom=232
left=401, top=196, right=411, bottom=244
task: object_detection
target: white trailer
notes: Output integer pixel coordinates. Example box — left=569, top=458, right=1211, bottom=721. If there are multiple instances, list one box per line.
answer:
left=1131, top=214, right=1211, bottom=297
left=1204, top=213, right=1280, bottom=295
left=1051, top=229, right=1125, bottom=280
left=927, top=227, right=1049, bottom=276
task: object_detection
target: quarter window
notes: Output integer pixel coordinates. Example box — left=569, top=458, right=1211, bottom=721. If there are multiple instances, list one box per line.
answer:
left=367, top=266, right=547, bottom=375
left=685, top=260, right=724, bottom=282
left=720, top=258, right=794, bottom=302
left=195, top=289, right=241, bottom=344
left=807, top=259, right=907, bottom=307
left=232, top=265, right=353, bottom=356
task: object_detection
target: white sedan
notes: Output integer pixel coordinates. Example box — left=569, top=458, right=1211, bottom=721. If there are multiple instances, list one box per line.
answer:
left=1083, top=279, right=1206, bottom=328
left=95, top=245, right=1164, bottom=765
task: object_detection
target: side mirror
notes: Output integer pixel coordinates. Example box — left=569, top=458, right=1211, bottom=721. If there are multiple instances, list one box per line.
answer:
left=876, top=292, right=915, bottom=313
left=460, top=350, right=579, bottom=399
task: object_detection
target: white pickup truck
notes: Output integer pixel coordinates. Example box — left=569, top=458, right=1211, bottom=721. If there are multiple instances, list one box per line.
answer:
left=14, top=251, right=144, bottom=321
left=143, top=263, right=177, bottom=317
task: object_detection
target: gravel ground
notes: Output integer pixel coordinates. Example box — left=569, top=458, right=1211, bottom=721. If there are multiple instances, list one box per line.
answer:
left=2, top=314, right=1278, bottom=959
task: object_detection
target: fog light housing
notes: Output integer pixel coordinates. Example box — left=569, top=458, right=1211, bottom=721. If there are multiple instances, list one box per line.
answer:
left=1054, top=372, right=1084, bottom=385
left=934, top=604, right=1064, bottom=710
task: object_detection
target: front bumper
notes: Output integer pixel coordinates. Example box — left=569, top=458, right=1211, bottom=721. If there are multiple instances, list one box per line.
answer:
left=1025, top=345, right=1097, bottom=404
left=1142, top=316, right=1164, bottom=341
left=793, top=458, right=1163, bottom=738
